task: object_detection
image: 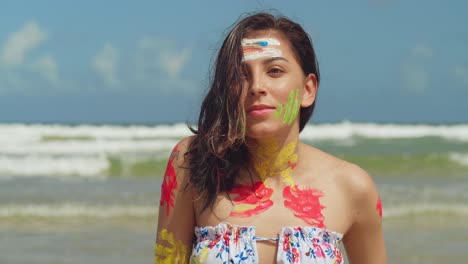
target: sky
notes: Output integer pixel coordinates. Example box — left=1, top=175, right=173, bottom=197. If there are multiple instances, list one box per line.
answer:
left=0, top=0, right=467, bottom=124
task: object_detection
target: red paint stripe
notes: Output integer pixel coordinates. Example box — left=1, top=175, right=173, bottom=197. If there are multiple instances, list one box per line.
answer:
left=229, top=181, right=274, bottom=217
left=376, top=196, right=383, bottom=217
left=283, top=185, right=326, bottom=228
left=159, top=144, right=179, bottom=216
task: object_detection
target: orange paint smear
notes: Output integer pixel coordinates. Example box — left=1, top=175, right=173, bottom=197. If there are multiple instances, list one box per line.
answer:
left=242, top=47, right=264, bottom=53
left=283, top=185, right=326, bottom=228
left=229, top=181, right=274, bottom=217
left=160, top=144, right=179, bottom=216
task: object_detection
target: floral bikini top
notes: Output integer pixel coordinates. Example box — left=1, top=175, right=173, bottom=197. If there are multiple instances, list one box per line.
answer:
left=190, top=222, right=344, bottom=264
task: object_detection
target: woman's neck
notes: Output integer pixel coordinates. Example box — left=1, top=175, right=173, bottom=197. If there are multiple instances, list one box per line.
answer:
left=246, top=134, right=299, bottom=184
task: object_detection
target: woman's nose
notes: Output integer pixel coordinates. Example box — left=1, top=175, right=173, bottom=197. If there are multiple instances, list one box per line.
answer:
left=248, top=74, right=267, bottom=96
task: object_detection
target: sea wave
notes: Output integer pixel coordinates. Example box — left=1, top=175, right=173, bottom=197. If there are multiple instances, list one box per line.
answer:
left=1, top=122, right=467, bottom=178
left=0, top=123, right=191, bottom=142
left=449, top=152, right=468, bottom=166
left=1, top=151, right=467, bottom=178
left=0, top=204, right=156, bottom=218
left=0, top=154, right=169, bottom=178
left=1, top=203, right=466, bottom=219
left=0, top=139, right=179, bottom=156
left=300, top=121, right=468, bottom=141
left=384, top=203, right=468, bottom=218
left=0, top=155, right=109, bottom=177
left=1, top=122, right=468, bottom=141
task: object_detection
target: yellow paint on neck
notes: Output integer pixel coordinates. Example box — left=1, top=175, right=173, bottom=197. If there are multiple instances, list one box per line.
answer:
left=253, top=138, right=298, bottom=187
left=155, top=229, right=188, bottom=264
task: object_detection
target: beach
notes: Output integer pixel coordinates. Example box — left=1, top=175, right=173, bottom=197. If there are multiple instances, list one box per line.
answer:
left=1, top=122, right=467, bottom=263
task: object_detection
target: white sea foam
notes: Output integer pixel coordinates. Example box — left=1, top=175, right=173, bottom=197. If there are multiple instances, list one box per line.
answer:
left=383, top=203, right=468, bottom=218
left=1, top=203, right=466, bottom=219
left=449, top=152, right=468, bottom=166
left=2, top=122, right=468, bottom=142
left=0, top=123, right=192, bottom=142
left=0, top=155, right=109, bottom=177
left=0, top=124, right=184, bottom=177
left=0, top=139, right=178, bottom=156
left=1, top=122, right=467, bottom=177
left=0, top=204, right=156, bottom=218
left=300, top=121, right=468, bottom=141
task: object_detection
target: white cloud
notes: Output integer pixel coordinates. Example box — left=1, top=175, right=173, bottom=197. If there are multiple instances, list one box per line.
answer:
left=93, top=44, right=119, bottom=86
left=368, top=0, right=395, bottom=8
left=401, top=62, right=428, bottom=93
left=411, top=44, right=433, bottom=58
left=1, top=21, right=47, bottom=66
left=32, top=55, right=59, bottom=84
left=400, top=44, right=432, bottom=93
left=159, top=48, right=191, bottom=78
left=134, top=36, right=192, bottom=81
left=453, top=65, right=468, bottom=86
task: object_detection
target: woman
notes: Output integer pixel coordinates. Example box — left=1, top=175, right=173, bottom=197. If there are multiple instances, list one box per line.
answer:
left=155, top=12, right=386, bottom=264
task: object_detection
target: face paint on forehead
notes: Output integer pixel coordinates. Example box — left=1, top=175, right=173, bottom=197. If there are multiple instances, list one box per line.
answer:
left=242, top=37, right=282, bottom=61
left=241, top=38, right=281, bottom=46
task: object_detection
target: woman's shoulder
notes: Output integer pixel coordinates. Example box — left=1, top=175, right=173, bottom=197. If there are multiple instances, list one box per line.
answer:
left=174, top=135, right=195, bottom=152
left=300, top=142, right=378, bottom=200
left=170, top=135, right=195, bottom=162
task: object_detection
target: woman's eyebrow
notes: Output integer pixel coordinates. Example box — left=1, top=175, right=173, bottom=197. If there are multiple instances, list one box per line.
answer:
left=263, top=57, right=289, bottom=64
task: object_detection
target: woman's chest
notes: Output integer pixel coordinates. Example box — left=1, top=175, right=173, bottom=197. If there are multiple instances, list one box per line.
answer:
left=195, top=180, right=353, bottom=237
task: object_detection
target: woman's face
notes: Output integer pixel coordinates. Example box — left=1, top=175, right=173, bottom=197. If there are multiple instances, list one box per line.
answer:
left=242, top=30, right=317, bottom=139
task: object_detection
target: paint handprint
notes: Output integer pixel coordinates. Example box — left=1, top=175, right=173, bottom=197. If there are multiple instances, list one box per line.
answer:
left=283, top=184, right=326, bottom=228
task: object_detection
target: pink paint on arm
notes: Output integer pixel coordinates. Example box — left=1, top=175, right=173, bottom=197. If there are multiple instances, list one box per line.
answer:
left=283, top=185, right=326, bottom=228
left=160, top=144, right=180, bottom=216
left=376, top=195, right=383, bottom=217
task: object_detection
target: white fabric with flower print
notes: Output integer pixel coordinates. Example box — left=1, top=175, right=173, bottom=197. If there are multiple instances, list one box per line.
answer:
left=190, top=222, right=344, bottom=264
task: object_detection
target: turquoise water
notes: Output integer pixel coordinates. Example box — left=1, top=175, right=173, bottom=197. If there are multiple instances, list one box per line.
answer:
left=1, top=122, right=467, bottom=263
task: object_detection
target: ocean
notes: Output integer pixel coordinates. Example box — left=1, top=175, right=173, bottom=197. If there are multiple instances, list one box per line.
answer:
left=0, top=122, right=467, bottom=263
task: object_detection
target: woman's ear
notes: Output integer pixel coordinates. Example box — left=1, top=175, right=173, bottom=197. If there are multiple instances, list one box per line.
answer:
left=301, top=73, right=318, bottom=107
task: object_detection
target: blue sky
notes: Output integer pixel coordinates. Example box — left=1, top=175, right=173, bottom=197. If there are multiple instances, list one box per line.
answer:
left=0, top=0, right=467, bottom=124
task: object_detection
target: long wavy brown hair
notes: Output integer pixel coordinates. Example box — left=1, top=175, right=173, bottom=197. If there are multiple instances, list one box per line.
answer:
left=187, top=12, right=321, bottom=212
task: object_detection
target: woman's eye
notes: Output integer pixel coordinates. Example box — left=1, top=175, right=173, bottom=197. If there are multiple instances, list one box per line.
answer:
left=241, top=66, right=250, bottom=79
left=268, top=68, right=284, bottom=75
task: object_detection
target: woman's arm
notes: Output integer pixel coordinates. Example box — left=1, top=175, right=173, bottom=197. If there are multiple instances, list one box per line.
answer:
left=155, top=137, right=195, bottom=264
left=343, top=165, right=387, bottom=264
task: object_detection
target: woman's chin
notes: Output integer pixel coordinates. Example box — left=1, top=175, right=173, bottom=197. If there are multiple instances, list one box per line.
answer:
left=245, top=123, right=285, bottom=139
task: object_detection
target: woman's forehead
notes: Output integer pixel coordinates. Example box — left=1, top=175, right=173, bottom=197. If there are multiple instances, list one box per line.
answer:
left=241, top=31, right=295, bottom=62
left=243, top=30, right=285, bottom=41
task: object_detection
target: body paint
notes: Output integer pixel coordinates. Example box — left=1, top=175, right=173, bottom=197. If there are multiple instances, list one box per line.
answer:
left=191, top=247, right=209, bottom=264
left=282, top=92, right=293, bottom=124
left=275, top=88, right=300, bottom=125
left=288, top=88, right=300, bottom=125
left=242, top=38, right=282, bottom=61
left=283, top=185, right=326, bottom=228
left=229, top=181, right=274, bottom=217
left=242, top=38, right=281, bottom=46
left=274, top=103, right=283, bottom=119
left=376, top=196, right=383, bottom=217
left=159, top=144, right=179, bottom=216
left=253, top=139, right=298, bottom=187
left=155, top=228, right=188, bottom=264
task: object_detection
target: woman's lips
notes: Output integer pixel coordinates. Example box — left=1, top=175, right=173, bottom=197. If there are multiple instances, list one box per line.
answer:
left=248, top=108, right=275, bottom=117
left=247, top=105, right=276, bottom=117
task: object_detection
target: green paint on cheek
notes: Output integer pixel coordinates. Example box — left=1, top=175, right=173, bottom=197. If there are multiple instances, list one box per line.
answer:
left=282, top=91, right=294, bottom=124
left=274, top=103, right=283, bottom=119
left=275, top=89, right=300, bottom=126
left=288, top=88, right=300, bottom=125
